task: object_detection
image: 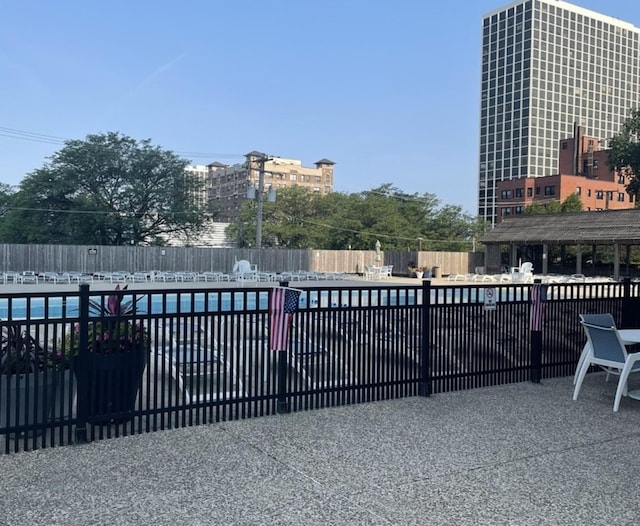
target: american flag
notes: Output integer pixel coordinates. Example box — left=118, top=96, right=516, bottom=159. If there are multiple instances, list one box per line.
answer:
left=269, top=287, right=302, bottom=351
left=529, top=284, right=547, bottom=331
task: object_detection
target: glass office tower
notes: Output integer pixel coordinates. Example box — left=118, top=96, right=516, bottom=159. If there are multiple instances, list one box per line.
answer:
left=478, top=0, right=640, bottom=224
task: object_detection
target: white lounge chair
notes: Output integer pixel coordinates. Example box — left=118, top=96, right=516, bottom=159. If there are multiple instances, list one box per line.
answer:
left=364, top=265, right=382, bottom=280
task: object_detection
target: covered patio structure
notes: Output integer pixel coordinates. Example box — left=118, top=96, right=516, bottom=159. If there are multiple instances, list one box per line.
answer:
left=481, top=209, right=640, bottom=280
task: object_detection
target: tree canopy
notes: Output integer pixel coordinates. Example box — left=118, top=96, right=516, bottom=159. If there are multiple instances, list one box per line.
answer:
left=608, top=108, right=640, bottom=203
left=0, top=132, right=212, bottom=245
left=227, top=184, right=487, bottom=251
left=0, top=133, right=486, bottom=250
left=524, top=192, right=583, bottom=215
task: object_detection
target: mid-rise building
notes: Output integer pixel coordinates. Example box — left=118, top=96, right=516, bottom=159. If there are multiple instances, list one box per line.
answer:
left=208, top=151, right=335, bottom=221
left=495, top=125, right=634, bottom=220
left=479, top=0, right=640, bottom=224
left=184, top=164, right=210, bottom=208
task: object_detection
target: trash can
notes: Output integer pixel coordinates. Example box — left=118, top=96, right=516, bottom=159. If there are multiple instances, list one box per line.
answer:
left=432, top=266, right=441, bottom=279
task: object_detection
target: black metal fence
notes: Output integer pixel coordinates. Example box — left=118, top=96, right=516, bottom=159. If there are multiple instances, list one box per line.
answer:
left=2, top=279, right=639, bottom=454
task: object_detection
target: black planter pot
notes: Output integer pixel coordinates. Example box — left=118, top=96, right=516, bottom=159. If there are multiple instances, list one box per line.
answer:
left=73, top=351, right=147, bottom=424
left=50, top=369, right=76, bottom=421
left=0, top=371, right=58, bottom=436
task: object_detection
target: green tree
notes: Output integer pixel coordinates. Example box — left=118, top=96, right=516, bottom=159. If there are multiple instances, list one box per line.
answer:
left=560, top=192, right=583, bottom=212
left=524, top=193, right=583, bottom=216
left=430, top=205, right=480, bottom=251
left=0, top=132, right=211, bottom=245
left=608, top=108, right=640, bottom=204
left=227, top=183, right=481, bottom=251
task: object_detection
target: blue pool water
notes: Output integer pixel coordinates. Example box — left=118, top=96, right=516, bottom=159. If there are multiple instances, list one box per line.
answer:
left=0, top=288, right=422, bottom=320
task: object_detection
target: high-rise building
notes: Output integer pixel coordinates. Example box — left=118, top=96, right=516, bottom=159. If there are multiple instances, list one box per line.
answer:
left=478, top=0, right=640, bottom=224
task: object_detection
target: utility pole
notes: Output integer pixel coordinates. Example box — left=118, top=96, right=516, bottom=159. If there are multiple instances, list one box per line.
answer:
left=255, top=154, right=272, bottom=249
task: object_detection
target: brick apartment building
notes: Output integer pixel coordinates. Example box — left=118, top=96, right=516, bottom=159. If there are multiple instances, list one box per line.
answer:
left=495, top=125, right=634, bottom=222
left=207, top=151, right=335, bottom=222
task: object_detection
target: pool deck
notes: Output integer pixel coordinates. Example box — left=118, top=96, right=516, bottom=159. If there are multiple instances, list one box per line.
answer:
left=2, top=373, right=640, bottom=525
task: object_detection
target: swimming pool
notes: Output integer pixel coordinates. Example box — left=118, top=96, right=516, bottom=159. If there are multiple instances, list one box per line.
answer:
left=0, top=287, right=423, bottom=319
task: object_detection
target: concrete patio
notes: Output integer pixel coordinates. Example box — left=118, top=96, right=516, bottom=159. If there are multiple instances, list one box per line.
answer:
left=2, top=373, right=640, bottom=525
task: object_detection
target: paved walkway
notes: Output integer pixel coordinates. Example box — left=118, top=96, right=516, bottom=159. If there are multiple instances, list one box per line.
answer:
left=3, top=373, right=640, bottom=525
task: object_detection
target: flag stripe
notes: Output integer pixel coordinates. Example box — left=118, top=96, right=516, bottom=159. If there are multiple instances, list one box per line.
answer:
left=530, top=284, right=546, bottom=331
left=269, top=287, right=301, bottom=351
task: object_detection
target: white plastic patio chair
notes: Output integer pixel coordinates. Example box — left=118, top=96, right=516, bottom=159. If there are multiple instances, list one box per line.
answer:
left=511, top=262, right=534, bottom=283
left=573, top=320, right=640, bottom=411
left=232, top=259, right=258, bottom=285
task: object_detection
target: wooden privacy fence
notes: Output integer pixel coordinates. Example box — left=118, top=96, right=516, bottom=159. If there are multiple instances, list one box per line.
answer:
left=0, top=244, right=483, bottom=276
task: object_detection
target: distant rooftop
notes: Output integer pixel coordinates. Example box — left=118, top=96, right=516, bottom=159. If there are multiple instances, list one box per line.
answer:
left=482, top=209, right=640, bottom=244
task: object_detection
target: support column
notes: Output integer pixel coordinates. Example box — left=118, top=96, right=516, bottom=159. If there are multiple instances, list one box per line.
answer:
left=614, top=243, right=620, bottom=281
left=511, top=244, right=518, bottom=270
left=542, top=244, right=549, bottom=275
left=626, top=244, right=631, bottom=277
left=576, top=244, right=582, bottom=275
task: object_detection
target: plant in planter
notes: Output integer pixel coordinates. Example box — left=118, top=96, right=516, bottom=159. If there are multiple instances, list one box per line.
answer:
left=0, top=323, right=60, bottom=434
left=71, top=285, right=149, bottom=424
left=407, top=262, right=425, bottom=278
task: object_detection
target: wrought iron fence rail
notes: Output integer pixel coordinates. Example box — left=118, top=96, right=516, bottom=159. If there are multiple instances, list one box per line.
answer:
left=2, top=280, right=639, bottom=454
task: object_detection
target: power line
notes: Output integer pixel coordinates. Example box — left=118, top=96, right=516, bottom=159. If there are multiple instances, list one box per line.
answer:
left=0, top=125, right=245, bottom=160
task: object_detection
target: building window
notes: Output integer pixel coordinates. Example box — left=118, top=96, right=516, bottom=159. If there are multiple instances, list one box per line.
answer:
left=561, top=141, right=568, bottom=150
left=576, top=186, right=581, bottom=195
left=593, top=159, right=599, bottom=169
left=527, top=187, right=533, bottom=197
left=314, top=176, right=321, bottom=183
left=587, top=189, right=592, bottom=197
left=290, top=173, right=297, bottom=181
left=501, top=190, right=512, bottom=199
left=515, top=188, right=524, bottom=198
left=544, top=185, right=555, bottom=196
left=501, top=207, right=511, bottom=216
left=619, top=174, right=626, bottom=184
left=607, top=191, right=613, bottom=201
left=618, top=192, right=625, bottom=202
left=596, top=190, right=603, bottom=200
left=535, top=187, right=540, bottom=195
left=515, top=206, right=523, bottom=215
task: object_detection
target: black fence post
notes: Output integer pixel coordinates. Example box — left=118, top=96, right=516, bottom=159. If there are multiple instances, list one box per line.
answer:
left=276, top=281, right=291, bottom=414
left=530, top=279, right=544, bottom=384
left=74, top=283, right=89, bottom=443
left=276, top=350, right=290, bottom=414
left=418, top=279, right=431, bottom=396
left=621, top=277, right=633, bottom=329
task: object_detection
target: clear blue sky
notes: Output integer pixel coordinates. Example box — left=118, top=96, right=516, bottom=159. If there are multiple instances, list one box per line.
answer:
left=2, top=0, right=640, bottom=214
